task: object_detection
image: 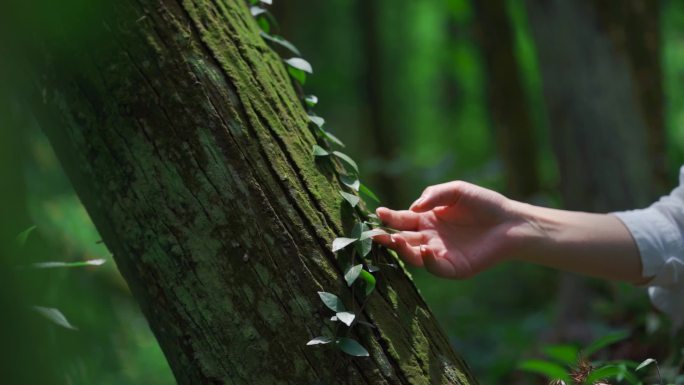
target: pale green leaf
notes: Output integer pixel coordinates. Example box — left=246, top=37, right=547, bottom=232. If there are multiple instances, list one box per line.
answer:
left=340, top=175, right=360, bottom=191
left=635, top=358, right=656, bottom=371
left=32, top=306, right=78, bottom=330
left=332, top=151, right=359, bottom=174
left=336, top=311, right=355, bottom=326
left=308, top=115, right=325, bottom=128
left=339, top=191, right=360, bottom=207
left=31, top=259, right=106, bottom=269
left=305, top=94, right=318, bottom=107
left=317, top=291, right=345, bottom=312
left=250, top=6, right=267, bottom=16
left=285, top=57, right=313, bottom=74
left=312, top=145, right=329, bottom=157
left=332, top=237, right=357, bottom=252
left=336, top=337, right=369, bottom=357
left=306, top=336, right=333, bottom=346
left=359, top=229, right=388, bottom=241
left=352, top=223, right=371, bottom=257
left=344, top=264, right=363, bottom=286
left=259, top=32, right=300, bottom=55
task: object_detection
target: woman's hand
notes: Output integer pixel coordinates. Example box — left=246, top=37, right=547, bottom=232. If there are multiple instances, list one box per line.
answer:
left=373, top=181, right=542, bottom=279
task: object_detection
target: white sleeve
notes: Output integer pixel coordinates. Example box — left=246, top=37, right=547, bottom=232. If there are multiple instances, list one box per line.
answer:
left=612, top=166, right=684, bottom=330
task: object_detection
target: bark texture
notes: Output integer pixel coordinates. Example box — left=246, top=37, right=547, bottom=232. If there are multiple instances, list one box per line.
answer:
left=35, top=0, right=476, bottom=384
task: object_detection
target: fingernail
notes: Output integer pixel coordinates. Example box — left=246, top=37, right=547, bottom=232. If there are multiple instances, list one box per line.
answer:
left=390, top=235, right=396, bottom=244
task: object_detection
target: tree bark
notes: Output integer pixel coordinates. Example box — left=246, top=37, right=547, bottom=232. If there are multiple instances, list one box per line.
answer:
left=32, top=0, right=476, bottom=384
left=525, top=0, right=664, bottom=341
left=473, top=0, right=540, bottom=200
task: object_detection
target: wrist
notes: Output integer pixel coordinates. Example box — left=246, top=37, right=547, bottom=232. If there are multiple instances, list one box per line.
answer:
left=503, top=199, right=555, bottom=262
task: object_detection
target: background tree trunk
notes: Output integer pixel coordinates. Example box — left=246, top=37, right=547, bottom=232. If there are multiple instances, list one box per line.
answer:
left=473, top=0, right=540, bottom=200
left=525, top=0, right=664, bottom=341
left=33, top=0, right=477, bottom=384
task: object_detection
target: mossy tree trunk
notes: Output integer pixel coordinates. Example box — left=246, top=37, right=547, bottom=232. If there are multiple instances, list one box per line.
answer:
left=34, top=0, right=477, bottom=384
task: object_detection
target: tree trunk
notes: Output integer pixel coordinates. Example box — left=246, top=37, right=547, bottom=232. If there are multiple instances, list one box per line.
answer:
left=525, top=0, right=664, bottom=341
left=32, top=0, right=476, bottom=384
left=473, top=0, right=540, bottom=200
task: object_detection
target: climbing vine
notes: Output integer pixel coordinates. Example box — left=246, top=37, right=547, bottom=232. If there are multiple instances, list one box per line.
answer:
left=246, top=0, right=399, bottom=357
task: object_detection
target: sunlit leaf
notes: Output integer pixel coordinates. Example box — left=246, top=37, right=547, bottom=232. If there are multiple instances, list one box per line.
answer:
left=340, top=191, right=360, bottom=207
left=518, top=360, right=571, bottom=383
left=359, top=229, right=388, bottom=241
left=583, top=330, right=629, bottom=357
left=635, top=358, right=656, bottom=371
left=260, top=0, right=273, bottom=4
left=16, top=225, right=37, bottom=246
left=285, top=57, right=313, bottom=74
left=359, top=270, right=376, bottom=296
left=32, top=306, right=78, bottom=330
left=352, top=223, right=371, bottom=257
left=340, top=175, right=360, bottom=191
left=287, top=66, right=306, bottom=85
left=31, top=259, right=106, bottom=269
left=250, top=6, right=267, bottom=16
left=317, top=291, right=345, bottom=312
left=332, top=151, right=358, bottom=174
left=306, top=336, right=333, bottom=346
left=336, top=337, right=369, bottom=357
left=330, top=315, right=338, bottom=321
left=332, top=237, right=357, bottom=253
left=305, top=95, right=318, bottom=107
left=359, top=183, right=380, bottom=203
left=259, top=32, right=300, bottom=55
left=308, top=115, right=325, bottom=128
left=321, top=130, right=344, bottom=148
left=584, top=365, right=622, bottom=385
left=336, top=311, right=355, bottom=326
left=312, top=145, right=329, bottom=157
left=344, top=264, right=363, bottom=286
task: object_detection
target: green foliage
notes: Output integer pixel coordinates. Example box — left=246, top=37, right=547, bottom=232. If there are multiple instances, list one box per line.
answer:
left=335, top=337, right=369, bottom=357
left=32, top=306, right=78, bottom=331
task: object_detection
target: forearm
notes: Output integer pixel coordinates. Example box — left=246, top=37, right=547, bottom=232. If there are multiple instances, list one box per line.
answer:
left=509, top=201, right=646, bottom=284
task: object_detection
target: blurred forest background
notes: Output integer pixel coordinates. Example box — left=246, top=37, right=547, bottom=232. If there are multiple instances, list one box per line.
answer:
left=1, top=0, right=684, bottom=384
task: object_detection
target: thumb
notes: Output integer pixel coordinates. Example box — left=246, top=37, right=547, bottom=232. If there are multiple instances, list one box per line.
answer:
left=410, top=181, right=468, bottom=212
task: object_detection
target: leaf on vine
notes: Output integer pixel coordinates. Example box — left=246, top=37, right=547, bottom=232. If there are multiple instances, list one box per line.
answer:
left=32, top=306, right=78, bottom=330
left=288, top=66, right=306, bottom=84
left=250, top=6, right=267, bottom=16
left=312, top=145, right=329, bottom=157
left=344, top=264, right=363, bottom=286
left=336, top=337, right=369, bottom=357
left=16, top=225, right=37, bottom=247
left=359, top=229, right=388, bottom=241
left=332, top=151, right=359, bottom=174
left=332, top=237, right=357, bottom=253
left=359, top=183, right=380, bottom=204
left=367, top=264, right=380, bottom=273
left=306, top=336, right=333, bottom=346
left=359, top=270, right=376, bottom=296
left=31, top=259, right=106, bottom=269
left=259, top=32, right=301, bottom=55
left=339, top=191, right=360, bottom=207
left=308, top=115, right=325, bottom=128
left=336, top=311, right=355, bottom=326
left=317, top=291, right=346, bottom=312
left=285, top=57, right=313, bottom=74
left=352, top=223, right=372, bottom=257
left=340, top=175, right=360, bottom=191
left=305, top=94, right=318, bottom=107
left=635, top=358, right=656, bottom=371
left=260, top=0, right=273, bottom=4
left=330, top=315, right=338, bottom=321
left=322, top=130, right=345, bottom=148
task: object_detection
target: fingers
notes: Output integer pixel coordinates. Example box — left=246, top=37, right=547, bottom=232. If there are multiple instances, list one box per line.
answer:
left=410, top=181, right=469, bottom=213
left=421, top=246, right=473, bottom=279
left=372, top=234, right=423, bottom=267
left=376, top=207, right=420, bottom=231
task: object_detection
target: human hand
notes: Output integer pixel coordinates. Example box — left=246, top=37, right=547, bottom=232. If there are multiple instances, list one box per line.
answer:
left=373, top=181, right=539, bottom=279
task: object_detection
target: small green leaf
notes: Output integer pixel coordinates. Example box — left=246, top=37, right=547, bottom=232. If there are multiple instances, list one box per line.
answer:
left=250, top=6, right=267, bottom=16
left=16, top=225, right=37, bottom=246
left=584, top=365, right=622, bottom=385
left=306, top=336, right=333, bottom=346
left=332, top=151, right=359, bottom=174
left=352, top=223, right=372, bottom=257
left=518, top=360, right=571, bottom=383
left=312, top=145, right=329, bottom=157
left=367, top=264, right=380, bottom=273
left=340, top=191, right=360, bottom=207
left=336, top=337, right=369, bottom=357
left=288, top=66, right=306, bottom=85
left=259, top=32, right=301, bottom=55
left=340, top=175, right=360, bottom=191
left=32, top=306, right=78, bottom=330
left=31, top=259, right=107, bottom=269
left=330, top=315, right=338, bottom=321
left=305, top=95, right=318, bottom=107
left=359, top=229, right=388, bottom=241
left=542, top=344, right=579, bottom=366
left=344, top=264, right=363, bottom=286
left=583, top=330, right=629, bottom=357
left=308, top=115, right=325, bottom=128
left=285, top=57, right=313, bottom=74
left=317, top=292, right=345, bottom=312
left=322, top=130, right=345, bottom=147
left=359, top=270, right=376, bottom=296
left=332, top=237, right=357, bottom=252
left=257, top=17, right=271, bottom=33
left=359, top=183, right=380, bottom=203
left=336, top=311, right=355, bottom=326
left=260, top=0, right=272, bottom=5
left=635, top=358, right=656, bottom=371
